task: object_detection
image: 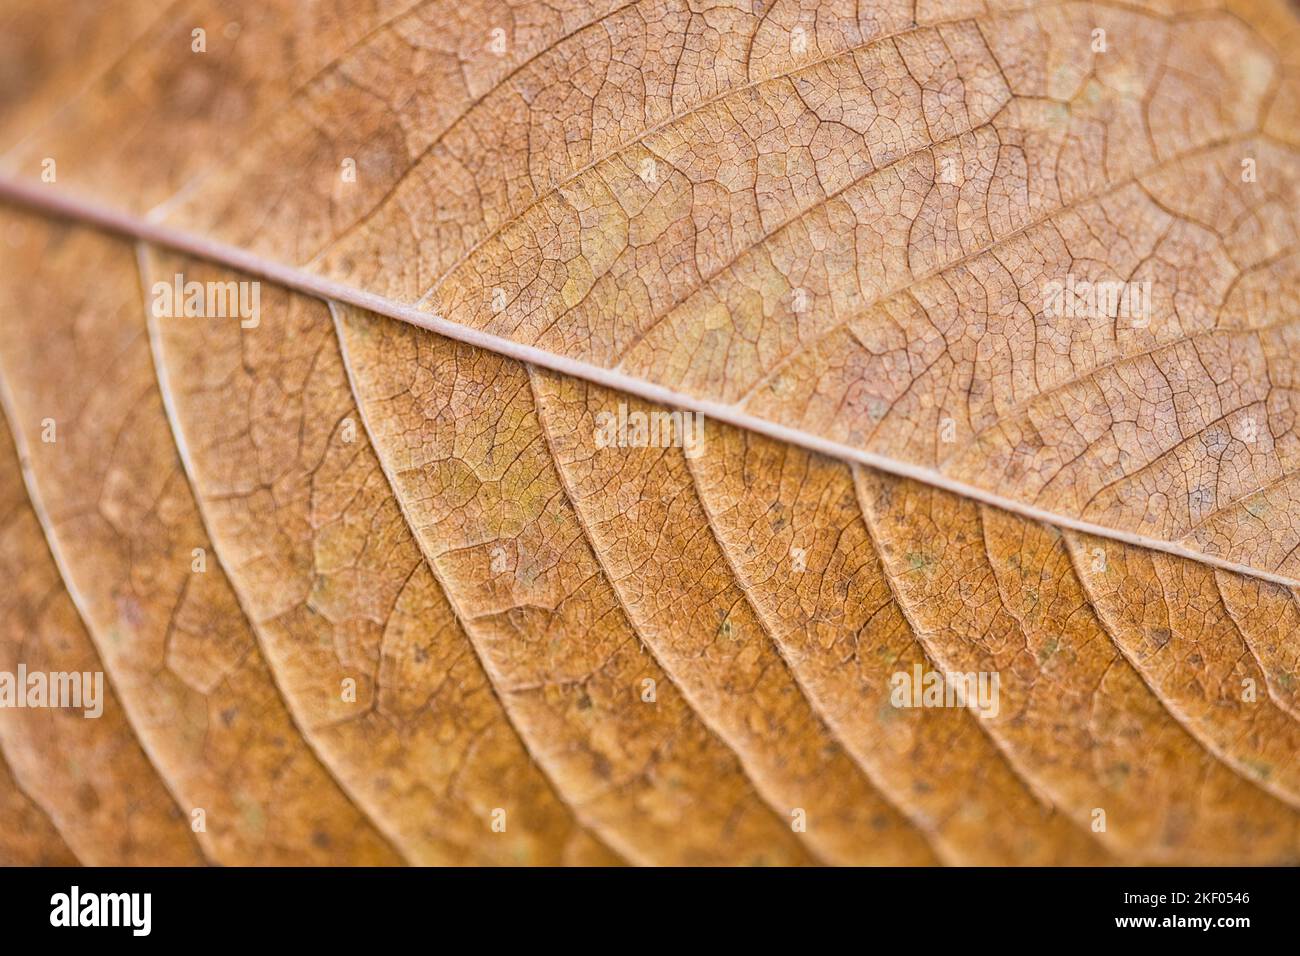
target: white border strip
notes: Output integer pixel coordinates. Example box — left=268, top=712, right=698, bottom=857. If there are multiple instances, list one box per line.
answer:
left=4, top=175, right=1297, bottom=590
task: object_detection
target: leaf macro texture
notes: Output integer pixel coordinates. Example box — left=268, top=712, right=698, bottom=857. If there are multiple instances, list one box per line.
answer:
left=0, top=0, right=1299, bottom=865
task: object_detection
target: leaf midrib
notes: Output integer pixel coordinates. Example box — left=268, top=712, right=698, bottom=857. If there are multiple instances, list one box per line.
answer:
left=1, top=174, right=1298, bottom=593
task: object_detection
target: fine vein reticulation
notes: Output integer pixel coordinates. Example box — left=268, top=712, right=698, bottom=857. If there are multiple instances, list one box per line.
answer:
left=1, top=0, right=1299, bottom=865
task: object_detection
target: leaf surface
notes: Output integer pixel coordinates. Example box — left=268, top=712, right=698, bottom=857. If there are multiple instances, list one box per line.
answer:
left=0, top=0, right=1298, bottom=864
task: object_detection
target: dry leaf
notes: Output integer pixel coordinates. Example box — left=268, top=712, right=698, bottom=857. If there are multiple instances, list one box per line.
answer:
left=0, top=0, right=1298, bottom=865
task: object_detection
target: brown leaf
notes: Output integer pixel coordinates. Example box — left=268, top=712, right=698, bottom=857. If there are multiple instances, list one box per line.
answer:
left=0, top=0, right=1298, bottom=865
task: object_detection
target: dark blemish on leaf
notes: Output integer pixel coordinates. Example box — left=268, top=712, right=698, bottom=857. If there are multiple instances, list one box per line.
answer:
left=77, top=783, right=100, bottom=814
